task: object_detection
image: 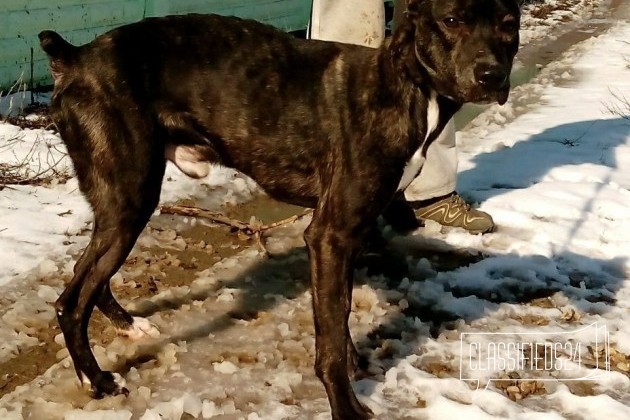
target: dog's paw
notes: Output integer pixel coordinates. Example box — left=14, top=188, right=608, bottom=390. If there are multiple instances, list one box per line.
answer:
left=332, top=395, right=373, bottom=420
left=79, top=371, right=92, bottom=389
left=82, top=371, right=129, bottom=399
left=117, top=316, right=160, bottom=340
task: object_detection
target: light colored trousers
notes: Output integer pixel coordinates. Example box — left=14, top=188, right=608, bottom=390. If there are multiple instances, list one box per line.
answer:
left=309, top=0, right=457, bottom=201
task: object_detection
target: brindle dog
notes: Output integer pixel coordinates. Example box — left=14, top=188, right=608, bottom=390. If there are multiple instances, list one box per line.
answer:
left=40, top=0, right=520, bottom=418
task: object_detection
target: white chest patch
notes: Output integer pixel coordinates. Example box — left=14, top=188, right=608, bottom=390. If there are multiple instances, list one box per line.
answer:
left=397, top=91, right=441, bottom=191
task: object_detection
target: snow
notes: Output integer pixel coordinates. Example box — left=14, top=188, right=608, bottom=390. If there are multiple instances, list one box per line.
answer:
left=519, top=0, right=611, bottom=45
left=0, top=149, right=259, bottom=286
left=1, top=1, right=629, bottom=419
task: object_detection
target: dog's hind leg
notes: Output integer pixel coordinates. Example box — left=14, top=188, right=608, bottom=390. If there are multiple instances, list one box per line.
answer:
left=95, top=283, right=133, bottom=330
left=57, top=186, right=163, bottom=396
left=54, top=108, right=165, bottom=397
left=72, top=238, right=157, bottom=339
left=97, top=283, right=160, bottom=340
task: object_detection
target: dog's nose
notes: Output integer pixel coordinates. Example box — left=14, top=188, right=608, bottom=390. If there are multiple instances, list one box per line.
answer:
left=474, top=65, right=508, bottom=89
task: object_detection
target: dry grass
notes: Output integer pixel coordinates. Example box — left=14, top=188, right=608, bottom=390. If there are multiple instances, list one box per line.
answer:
left=0, top=102, right=69, bottom=187
left=526, top=0, right=596, bottom=20
left=4, top=102, right=56, bottom=132
left=604, top=43, right=630, bottom=120
left=605, top=80, right=630, bottom=120
left=0, top=132, right=70, bottom=187
left=1, top=75, right=66, bottom=187
left=0, top=75, right=29, bottom=120
left=530, top=3, right=558, bottom=19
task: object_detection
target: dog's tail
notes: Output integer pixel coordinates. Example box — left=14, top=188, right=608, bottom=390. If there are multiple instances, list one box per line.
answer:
left=38, top=30, right=78, bottom=82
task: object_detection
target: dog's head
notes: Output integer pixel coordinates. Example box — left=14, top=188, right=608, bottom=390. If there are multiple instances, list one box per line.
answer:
left=392, top=0, right=520, bottom=105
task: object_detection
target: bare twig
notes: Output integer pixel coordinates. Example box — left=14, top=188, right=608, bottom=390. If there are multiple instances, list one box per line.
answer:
left=160, top=204, right=312, bottom=233
left=159, top=204, right=313, bottom=254
left=260, top=212, right=313, bottom=231
left=0, top=131, right=71, bottom=186
left=160, top=204, right=255, bottom=232
left=605, top=88, right=630, bottom=120
left=0, top=73, right=28, bottom=121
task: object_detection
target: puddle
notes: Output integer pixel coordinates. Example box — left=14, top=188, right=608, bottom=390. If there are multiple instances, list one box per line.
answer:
left=0, top=327, right=62, bottom=397
left=223, top=195, right=306, bottom=225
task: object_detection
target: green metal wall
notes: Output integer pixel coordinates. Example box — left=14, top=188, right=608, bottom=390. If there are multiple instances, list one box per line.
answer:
left=0, top=0, right=311, bottom=91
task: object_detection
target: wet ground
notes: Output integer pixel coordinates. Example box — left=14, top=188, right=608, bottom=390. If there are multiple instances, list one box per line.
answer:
left=1, top=1, right=628, bottom=411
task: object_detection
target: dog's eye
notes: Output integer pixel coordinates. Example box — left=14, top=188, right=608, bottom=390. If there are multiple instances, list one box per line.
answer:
left=500, top=17, right=519, bottom=33
left=443, top=17, right=461, bottom=29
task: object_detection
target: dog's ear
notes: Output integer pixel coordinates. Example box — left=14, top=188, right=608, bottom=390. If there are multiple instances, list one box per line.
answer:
left=389, top=3, right=425, bottom=85
left=389, top=0, right=419, bottom=57
left=389, top=18, right=414, bottom=60
left=405, top=0, right=422, bottom=18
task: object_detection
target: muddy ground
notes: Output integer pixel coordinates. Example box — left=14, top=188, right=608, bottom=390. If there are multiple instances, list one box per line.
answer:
left=0, top=1, right=628, bottom=416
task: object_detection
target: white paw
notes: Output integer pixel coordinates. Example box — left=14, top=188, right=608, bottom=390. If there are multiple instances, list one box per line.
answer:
left=112, top=372, right=127, bottom=389
left=79, top=371, right=91, bottom=389
left=118, top=317, right=160, bottom=340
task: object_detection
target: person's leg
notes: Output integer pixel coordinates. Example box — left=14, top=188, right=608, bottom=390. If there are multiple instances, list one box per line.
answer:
left=404, top=120, right=495, bottom=234
left=392, top=0, right=406, bottom=32
left=309, top=0, right=385, bottom=47
left=404, top=119, right=458, bottom=202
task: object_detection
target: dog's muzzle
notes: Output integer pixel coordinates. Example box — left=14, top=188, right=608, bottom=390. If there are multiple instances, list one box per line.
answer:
left=474, top=64, right=508, bottom=91
left=471, top=63, right=510, bottom=105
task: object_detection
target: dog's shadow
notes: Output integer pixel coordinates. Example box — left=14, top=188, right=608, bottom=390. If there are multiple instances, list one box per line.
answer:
left=119, top=229, right=625, bottom=394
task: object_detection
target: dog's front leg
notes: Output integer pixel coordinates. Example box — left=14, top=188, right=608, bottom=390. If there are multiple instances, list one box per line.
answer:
left=382, top=192, right=421, bottom=234
left=304, top=211, right=372, bottom=420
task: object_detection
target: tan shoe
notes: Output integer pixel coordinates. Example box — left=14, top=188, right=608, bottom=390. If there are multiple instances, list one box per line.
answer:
left=413, top=193, right=495, bottom=234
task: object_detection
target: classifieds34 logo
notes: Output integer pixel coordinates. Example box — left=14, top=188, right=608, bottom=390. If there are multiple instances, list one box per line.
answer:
left=459, top=322, right=611, bottom=399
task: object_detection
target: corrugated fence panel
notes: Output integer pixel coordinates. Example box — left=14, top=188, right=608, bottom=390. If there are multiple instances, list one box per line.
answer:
left=0, top=0, right=312, bottom=91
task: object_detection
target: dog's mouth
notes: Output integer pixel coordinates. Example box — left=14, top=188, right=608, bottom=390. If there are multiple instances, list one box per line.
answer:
left=464, top=87, right=510, bottom=106
left=496, top=88, right=510, bottom=105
